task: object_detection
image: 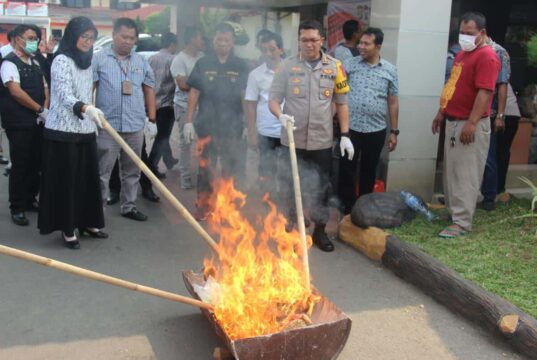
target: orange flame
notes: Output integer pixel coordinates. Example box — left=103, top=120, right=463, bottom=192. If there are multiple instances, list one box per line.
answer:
left=203, top=178, right=315, bottom=340
left=196, top=136, right=213, bottom=168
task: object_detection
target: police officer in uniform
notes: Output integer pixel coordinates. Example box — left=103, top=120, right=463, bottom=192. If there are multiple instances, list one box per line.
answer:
left=269, top=20, right=354, bottom=252
left=0, top=24, right=49, bottom=226
left=184, top=22, right=249, bottom=221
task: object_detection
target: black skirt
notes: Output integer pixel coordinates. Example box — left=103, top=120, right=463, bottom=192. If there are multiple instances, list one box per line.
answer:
left=38, top=129, right=104, bottom=234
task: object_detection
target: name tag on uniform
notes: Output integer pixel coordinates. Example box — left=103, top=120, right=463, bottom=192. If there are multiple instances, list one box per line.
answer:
left=122, top=80, right=132, bottom=95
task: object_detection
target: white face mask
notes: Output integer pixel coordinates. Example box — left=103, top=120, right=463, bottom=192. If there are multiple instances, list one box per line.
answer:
left=459, top=34, right=478, bottom=52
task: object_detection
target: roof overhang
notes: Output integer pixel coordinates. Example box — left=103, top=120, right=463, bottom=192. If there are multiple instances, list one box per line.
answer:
left=141, top=0, right=327, bottom=9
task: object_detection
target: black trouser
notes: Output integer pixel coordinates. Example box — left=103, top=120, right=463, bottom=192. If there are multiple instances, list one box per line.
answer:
left=497, top=116, right=520, bottom=194
left=338, top=128, right=386, bottom=214
left=109, top=138, right=153, bottom=195
left=6, top=126, right=42, bottom=212
left=148, top=106, right=175, bottom=169
left=279, top=147, right=332, bottom=226
left=197, top=135, right=246, bottom=209
left=258, top=135, right=281, bottom=182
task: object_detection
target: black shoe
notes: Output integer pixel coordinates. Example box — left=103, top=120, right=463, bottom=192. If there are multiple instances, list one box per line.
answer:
left=142, top=188, right=160, bottom=202
left=482, top=200, right=495, bottom=211
left=121, top=208, right=148, bottom=221
left=106, top=192, right=120, bottom=205
left=164, top=157, right=179, bottom=170
left=0, top=155, right=8, bottom=165
left=312, top=227, right=334, bottom=252
left=63, top=232, right=80, bottom=249
left=79, top=228, right=109, bottom=239
left=438, top=196, right=445, bottom=205
left=11, top=212, right=29, bottom=226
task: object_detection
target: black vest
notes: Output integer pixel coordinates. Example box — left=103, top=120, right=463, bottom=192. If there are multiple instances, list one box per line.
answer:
left=0, top=52, right=45, bottom=130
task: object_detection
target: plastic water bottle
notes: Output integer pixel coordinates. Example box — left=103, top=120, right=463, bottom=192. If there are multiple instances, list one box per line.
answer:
left=400, top=191, right=436, bottom=222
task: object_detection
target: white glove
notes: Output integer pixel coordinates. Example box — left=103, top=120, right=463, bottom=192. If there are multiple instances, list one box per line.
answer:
left=36, top=108, right=48, bottom=124
left=145, top=120, right=157, bottom=139
left=84, top=105, right=104, bottom=128
left=278, top=114, right=295, bottom=130
left=183, top=123, right=196, bottom=144
left=340, top=136, right=354, bottom=160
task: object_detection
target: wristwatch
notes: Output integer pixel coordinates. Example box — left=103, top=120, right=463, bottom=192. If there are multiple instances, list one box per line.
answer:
left=340, top=132, right=350, bottom=138
left=36, top=106, right=44, bottom=115
left=390, top=129, right=400, bottom=136
left=497, top=113, right=505, bottom=119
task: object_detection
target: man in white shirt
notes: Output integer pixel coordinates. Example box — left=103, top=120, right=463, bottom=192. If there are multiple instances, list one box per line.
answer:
left=244, top=31, right=284, bottom=193
left=170, top=26, right=204, bottom=189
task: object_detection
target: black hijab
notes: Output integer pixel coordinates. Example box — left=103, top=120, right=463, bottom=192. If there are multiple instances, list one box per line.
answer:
left=56, top=16, right=97, bottom=70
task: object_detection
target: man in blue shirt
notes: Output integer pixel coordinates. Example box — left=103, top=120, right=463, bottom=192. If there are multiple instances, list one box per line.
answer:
left=93, top=18, right=156, bottom=221
left=338, top=27, right=399, bottom=214
left=480, top=36, right=512, bottom=211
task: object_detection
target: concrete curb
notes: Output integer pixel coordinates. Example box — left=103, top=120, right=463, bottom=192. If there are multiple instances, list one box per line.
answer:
left=338, top=215, right=537, bottom=359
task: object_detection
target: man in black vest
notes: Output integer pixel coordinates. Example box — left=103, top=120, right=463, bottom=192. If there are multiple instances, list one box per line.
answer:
left=0, top=24, right=49, bottom=226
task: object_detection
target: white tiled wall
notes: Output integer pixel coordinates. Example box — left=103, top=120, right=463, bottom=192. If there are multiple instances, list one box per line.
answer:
left=371, top=0, right=452, bottom=199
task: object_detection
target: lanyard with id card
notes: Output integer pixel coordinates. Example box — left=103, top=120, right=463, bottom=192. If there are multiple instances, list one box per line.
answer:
left=117, top=58, right=132, bottom=95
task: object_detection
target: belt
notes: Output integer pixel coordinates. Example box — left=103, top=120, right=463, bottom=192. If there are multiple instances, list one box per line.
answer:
left=445, top=116, right=488, bottom=122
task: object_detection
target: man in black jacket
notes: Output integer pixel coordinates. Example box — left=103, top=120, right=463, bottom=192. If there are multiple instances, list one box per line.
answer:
left=0, top=24, right=49, bottom=226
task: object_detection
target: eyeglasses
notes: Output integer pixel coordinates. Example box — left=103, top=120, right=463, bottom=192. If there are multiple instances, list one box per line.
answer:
left=299, top=38, right=322, bottom=44
left=80, top=34, right=96, bottom=43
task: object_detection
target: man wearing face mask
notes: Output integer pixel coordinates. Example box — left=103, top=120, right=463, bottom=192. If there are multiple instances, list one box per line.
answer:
left=432, top=12, right=500, bottom=238
left=0, top=24, right=49, bottom=226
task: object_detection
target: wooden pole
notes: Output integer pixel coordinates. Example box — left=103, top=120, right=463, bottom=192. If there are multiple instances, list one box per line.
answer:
left=0, top=245, right=213, bottom=311
left=286, top=120, right=311, bottom=291
left=100, top=115, right=219, bottom=253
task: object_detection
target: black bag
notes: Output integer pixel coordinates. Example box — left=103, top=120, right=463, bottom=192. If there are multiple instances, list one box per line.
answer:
left=351, top=192, right=416, bottom=229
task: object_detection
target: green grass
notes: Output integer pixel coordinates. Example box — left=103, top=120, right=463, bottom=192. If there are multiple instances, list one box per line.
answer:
left=390, top=198, right=537, bottom=319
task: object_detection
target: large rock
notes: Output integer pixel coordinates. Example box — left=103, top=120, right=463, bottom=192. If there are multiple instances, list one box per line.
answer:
left=351, top=192, right=415, bottom=229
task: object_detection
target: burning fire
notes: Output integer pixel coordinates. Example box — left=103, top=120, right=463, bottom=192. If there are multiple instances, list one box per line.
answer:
left=203, top=178, right=317, bottom=340
left=196, top=136, right=213, bottom=168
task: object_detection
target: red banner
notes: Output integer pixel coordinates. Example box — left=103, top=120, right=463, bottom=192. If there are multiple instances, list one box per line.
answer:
left=327, top=0, right=371, bottom=51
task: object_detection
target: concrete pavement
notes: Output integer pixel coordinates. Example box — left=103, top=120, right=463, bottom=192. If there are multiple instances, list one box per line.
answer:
left=0, top=147, right=526, bottom=360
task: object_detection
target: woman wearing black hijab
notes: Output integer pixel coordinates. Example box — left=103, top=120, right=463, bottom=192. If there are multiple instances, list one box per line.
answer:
left=38, top=16, right=107, bottom=249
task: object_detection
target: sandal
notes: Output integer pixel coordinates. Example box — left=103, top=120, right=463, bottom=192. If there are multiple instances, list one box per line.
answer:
left=438, top=224, right=467, bottom=238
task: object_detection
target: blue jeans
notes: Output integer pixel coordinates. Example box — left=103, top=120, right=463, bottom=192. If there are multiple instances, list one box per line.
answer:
left=481, top=117, right=497, bottom=203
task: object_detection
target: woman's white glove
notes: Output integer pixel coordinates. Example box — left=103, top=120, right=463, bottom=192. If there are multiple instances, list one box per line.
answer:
left=84, top=105, right=104, bottom=128
left=278, top=114, right=295, bottom=130
left=183, top=123, right=196, bottom=144
left=340, top=136, right=355, bottom=160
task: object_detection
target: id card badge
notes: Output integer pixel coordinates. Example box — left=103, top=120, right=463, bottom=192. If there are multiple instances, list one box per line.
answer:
left=122, top=80, right=132, bottom=95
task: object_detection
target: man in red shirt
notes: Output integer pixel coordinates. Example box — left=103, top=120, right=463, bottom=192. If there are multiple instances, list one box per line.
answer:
left=432, top=12, right=500, bottom=238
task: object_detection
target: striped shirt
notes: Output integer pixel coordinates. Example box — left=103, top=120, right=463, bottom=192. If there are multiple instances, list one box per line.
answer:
left=149, top=49, right=175, bottom=109
left=92, top=47, right=155, bottom=133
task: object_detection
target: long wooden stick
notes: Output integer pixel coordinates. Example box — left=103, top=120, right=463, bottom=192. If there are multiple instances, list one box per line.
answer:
left=0, top=244, right=213, bottom=311
left=100, top=115, right=219, bottom=253
left=286, top=120, right=311, bottom=290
